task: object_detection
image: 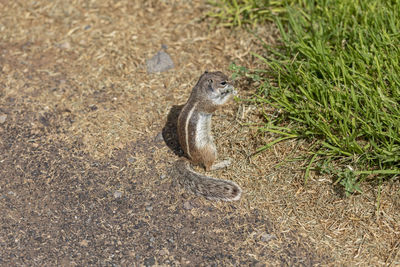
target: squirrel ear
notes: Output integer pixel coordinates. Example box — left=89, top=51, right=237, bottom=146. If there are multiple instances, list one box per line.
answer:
left=207, top=79, right=214, bottom=91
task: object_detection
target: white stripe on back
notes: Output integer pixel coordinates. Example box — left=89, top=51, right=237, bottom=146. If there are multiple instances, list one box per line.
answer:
left=184, top=102, right=197, bottom=158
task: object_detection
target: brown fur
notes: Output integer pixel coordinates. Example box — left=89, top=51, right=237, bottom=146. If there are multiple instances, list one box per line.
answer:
left=175, top=71, right=242, bottom=201
left=192, top=144, right=216, bottom=171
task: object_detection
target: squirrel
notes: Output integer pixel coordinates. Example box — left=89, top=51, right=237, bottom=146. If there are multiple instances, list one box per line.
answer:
left=175, top=71, right=242, bottom=201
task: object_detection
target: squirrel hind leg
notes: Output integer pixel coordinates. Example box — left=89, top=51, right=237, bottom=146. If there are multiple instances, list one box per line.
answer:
left=190, top=145, right=216, bottom=171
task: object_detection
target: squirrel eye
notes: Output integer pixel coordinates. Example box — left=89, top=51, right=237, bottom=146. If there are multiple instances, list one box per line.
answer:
left=220, top=81, right=227, bottom=86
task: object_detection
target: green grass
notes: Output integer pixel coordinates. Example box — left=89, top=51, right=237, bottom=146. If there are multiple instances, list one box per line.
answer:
left=207, top=0, right=300, bottom=27
left=210, top=0, right=400, bottom=195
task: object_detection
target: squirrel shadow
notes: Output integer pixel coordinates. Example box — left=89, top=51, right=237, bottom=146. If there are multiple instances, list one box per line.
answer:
left=162, top=105, right=184, bottom=157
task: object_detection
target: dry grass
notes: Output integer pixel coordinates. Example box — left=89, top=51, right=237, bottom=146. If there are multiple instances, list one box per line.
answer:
left=1, top=0, right=399, bottom=265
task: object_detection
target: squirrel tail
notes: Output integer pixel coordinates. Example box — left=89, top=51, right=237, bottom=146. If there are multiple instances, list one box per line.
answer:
left=175, top=159, right=242, bottom=201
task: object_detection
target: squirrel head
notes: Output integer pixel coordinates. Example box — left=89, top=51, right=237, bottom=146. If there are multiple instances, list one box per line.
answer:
left=193, top=71, right=237, bottom=108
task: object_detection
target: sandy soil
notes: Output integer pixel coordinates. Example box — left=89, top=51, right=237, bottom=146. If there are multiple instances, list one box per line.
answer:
left=0, top=0, right=399, bottom=266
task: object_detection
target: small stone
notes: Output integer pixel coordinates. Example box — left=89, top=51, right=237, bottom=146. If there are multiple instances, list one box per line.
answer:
left=159, top=249, right=168, bottom=256
left=113, top=191, right=123, bottom=198
left=144, top=256, right=155, bottom=267
left=128, top=157, right=135, bottom=163
left=79, top=239, right=89, bottom=247
left=145, top=205, right=153, bottom=212
left=183, top=201, right=193, bottom=210
left=160, top=174, right=166, bottom=180
left=0, top=114, right=7, bottom=124
left=254, top=262, right=266, bottom=267
left=154, top=132, right=164, bottom=142
left=59, top=42, right=71, bottom=49
left=146, top=51, right=174, bottom=74
left=89, top=104, right=98, bottom=111
left=260, top=233, right=276, bottom=242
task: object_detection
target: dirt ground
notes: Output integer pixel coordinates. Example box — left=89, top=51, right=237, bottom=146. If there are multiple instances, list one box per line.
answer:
left=1, top=0, right=399, bottom=266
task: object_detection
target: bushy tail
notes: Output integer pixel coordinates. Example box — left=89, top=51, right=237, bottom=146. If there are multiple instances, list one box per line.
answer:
left=175, top=159, right=242, bottom=201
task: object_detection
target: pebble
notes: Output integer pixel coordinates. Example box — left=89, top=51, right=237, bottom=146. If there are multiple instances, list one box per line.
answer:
left=260, top=233, right=276, bottom=242
left=79, top=239, right=89, bottom=247
left=146, top=51, right=174, bottom=74
left=154, top=132, right=164, bottom=142
left=59, top=42, right=71, bottom=50
left=145, top=205, right=153, bottom=212
left=183, top=201, right=193, bottom=210
left=159, top=249, right=168, bottom=256
left=254, top=262, right=266, bottom=267
left=113, top=191, right=123, bottom=198
left=144, top=256, right=155, bottom=267
left=89, top=104, right=98, bottom=111
left=0, top=114, right=7, bottom=124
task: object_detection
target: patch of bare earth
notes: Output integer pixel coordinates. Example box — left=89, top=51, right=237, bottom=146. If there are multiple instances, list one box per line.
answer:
left=0, top=0, right=398, bottom=266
